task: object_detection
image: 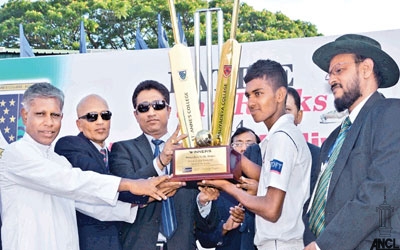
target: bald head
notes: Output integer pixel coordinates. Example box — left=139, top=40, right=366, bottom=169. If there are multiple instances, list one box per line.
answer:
left=77, top=94, right=109, bottom=117
left=76, top=94, right=111, bottom=147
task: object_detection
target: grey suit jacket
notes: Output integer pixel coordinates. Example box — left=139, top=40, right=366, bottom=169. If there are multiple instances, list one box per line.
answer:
left=309, top=92, right=400, bottom=249
left=109, top=134, right=200, bottom=250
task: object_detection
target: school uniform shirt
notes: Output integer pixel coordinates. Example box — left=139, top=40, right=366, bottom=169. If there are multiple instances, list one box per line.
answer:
left=0, top=133, right=137, bottom=250
left=255, top=114, right=311, bottom=247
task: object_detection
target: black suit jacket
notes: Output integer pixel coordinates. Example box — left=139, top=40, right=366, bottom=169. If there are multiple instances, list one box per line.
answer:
left=54, top=133, right=145, bottom=250
left=109, top=134, right=206, bottom=250
left=307, top=142, right=321, bottom=195
left=304, top=92, right=400, bottom=249
left=302, top=142, right=321, bottom=246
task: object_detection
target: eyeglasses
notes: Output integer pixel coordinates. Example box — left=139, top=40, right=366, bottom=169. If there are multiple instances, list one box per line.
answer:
left=325, top=61, right=361, bottom=81
left=135, top=100, right=169, bottom=113
left=231, top=142, right=255, bottom=148
left=78, top=111, right=112, bottom=122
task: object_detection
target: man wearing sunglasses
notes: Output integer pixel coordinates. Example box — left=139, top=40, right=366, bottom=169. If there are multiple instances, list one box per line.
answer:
left=55, top=94, right=151, bottom=250
left=109, top=80, right=216, bottom=250
left=0, top=83, right=170, bottom=250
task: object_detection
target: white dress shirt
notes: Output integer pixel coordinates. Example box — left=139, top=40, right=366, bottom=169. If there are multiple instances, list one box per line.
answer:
left=0, top=133, right=137, bottom=250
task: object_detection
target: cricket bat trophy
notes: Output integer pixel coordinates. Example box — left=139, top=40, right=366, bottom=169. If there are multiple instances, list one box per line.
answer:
left=168, top=0, right=241, bottom=181
left=211, top=0, right=242, bottom=146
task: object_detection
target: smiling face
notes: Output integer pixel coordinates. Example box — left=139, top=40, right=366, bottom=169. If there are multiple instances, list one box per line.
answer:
left=76, top=95, right=111, bottom=147
left=134, top=89, right=171, bottom=138
left=21, top=97, right=63, bottom=146
left=245, top=77, right=286, bottom=130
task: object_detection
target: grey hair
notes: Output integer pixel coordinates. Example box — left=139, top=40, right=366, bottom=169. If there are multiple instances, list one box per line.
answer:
left=22, top=83, right=64, bottom=110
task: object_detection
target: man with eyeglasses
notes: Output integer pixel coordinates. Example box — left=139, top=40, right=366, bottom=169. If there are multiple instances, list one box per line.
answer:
left=230, top=127, right=261, bottom=154
left=109, top=80, right=216, bottom=250
left=55, top=94, right=152, bottom=250
left=196, top=126, right=262, bottom=250
left=303, top=34, right=400, bottom=250
left=0, top=83, right=170, bottom=250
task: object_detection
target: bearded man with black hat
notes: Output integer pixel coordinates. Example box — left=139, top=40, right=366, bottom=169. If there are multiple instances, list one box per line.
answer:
left=303, top=34, right=400, bottom=250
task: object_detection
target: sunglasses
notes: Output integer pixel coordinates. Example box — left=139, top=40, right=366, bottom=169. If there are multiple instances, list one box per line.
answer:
left=78, top=111, right=112, bottom=122
left=136, top=100, right=169, bottom=113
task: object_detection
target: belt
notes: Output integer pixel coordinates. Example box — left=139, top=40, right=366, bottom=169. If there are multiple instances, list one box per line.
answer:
left=156, top=241, right=168, bottom=250
left=258, top=239, right=303, bottom=250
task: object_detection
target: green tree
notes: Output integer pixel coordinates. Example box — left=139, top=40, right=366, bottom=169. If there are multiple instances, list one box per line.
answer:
left=0, top=0, right=321, bottom=50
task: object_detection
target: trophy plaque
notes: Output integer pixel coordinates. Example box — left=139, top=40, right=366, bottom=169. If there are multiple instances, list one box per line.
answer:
left=172, top=146, right=241, bottom=181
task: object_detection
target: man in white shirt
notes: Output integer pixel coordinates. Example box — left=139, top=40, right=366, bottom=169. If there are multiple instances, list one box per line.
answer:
left=0, top=82, right=169, bottom=250
left=203, top=59, right=311, bottom=250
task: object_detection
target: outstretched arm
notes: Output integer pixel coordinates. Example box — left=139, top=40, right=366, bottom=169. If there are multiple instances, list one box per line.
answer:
left=119, top=175, right=170, bottom=201
left=202, top=179, right=285, bottom=222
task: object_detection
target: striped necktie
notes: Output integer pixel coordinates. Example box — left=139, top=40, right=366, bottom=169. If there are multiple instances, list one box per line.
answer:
left=152, top=139, right=177, bottom=239
left=309, top=116, right=352, bottom=236
left=100, top=148, right=108, bottom=170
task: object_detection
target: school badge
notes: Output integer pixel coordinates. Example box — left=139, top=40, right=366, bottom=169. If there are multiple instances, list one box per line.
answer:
left=178, top=70, right=187, bottom=80
left=223, top=65, right=232, bottom=78
left=0, top=82, right=32, bottom=148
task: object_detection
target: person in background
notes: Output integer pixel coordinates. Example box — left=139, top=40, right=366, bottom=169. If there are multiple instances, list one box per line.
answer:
left=202, top=59, right=312, bottom=250
left=0, top=83, right=169, bottom=250
left=196, top=127, right=261, bottom=250
left=109, top=80, right=217, bottom=250
left=304, top=34, right=400, bottom=249
left=285, top=87, right=321, bottom=197
left=230, top=127, right=261, bottom=154
left=55, top=94, right=153, bottom=250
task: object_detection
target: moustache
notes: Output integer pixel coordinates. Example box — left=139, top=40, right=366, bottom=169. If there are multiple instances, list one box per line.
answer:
left=331, top=83, right=342, bottom=91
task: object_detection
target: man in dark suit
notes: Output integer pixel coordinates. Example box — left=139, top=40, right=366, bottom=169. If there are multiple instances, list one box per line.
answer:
left=304, top=34, right=400, bottom=249
left=55, top=94, right=148, bottom=250
left=109, top=80, right=214, bottom=250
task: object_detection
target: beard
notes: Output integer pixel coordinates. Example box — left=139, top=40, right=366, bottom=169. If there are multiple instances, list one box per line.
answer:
left=334, top=76, right=362, bottom=112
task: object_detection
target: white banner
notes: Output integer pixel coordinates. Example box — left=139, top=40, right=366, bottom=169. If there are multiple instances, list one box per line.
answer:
left=0, top=29, right=399, bottom=150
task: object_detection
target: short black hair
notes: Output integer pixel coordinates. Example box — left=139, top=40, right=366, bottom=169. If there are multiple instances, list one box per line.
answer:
left=287, top=87, right=301, bottom=111
left=244, top=59, right=288, bottom=91
left=230, top=127, right=261, bottom=144
left=132, top=80, right=170, bottom=108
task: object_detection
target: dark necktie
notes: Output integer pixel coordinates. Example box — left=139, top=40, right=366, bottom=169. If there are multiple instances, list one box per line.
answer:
left=152, top=139, right=177, bottom=239
left=309, top=116, right=352, bottom=236
left=100, top=148, right=109, bottom=170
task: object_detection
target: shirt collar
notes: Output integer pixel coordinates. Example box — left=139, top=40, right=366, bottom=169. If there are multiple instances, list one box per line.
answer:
left=348, top=93, right=373, bottom=123
left=144, top=133, right=170, bottom=145
left=265, top=114, right=294, bottom=141
left=90, top=141, right=106, bottom=151
left=23, top=133, right=53, bottom=156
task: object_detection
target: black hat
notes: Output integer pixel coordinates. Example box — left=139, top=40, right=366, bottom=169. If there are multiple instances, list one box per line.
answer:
left=312, top=34, right=399, bottom=88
